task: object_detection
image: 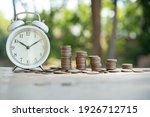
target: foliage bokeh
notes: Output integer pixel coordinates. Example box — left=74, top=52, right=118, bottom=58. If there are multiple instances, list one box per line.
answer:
left=0, top=0, right=150, bottom=67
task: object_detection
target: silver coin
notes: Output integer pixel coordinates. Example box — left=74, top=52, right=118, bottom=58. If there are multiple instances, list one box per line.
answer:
left=54, top=70, right=68, bottom=74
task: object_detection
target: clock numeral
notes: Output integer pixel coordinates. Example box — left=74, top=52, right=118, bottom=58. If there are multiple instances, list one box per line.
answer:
left=14, top=39, right=18, bottom=43
left=34, top=33, right=36, bottom=38
left=26, top=31, right=30, bottom=36
left=11, top=46, right=15, bottom=50
left=40, top=53, right=43, bottom=57
left=34, top=58, right=37, bottom=62
left=27, top=60, right=30, bottom=64
left=19, top=34, right=23, bottom=38
left=20, top=57, right=23, bottom=62
left=14, top=53, right=17, bottom=57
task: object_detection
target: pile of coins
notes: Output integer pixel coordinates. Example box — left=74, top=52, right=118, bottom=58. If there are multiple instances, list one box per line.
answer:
left=89, top=56, right=102, bottom=71
left=122, top=64, right=133, bottom=69
left=121, top=63, right=133, bottom=72
left=76, top=51, right=87, bottom=70
left=106, top=59, right=117, bottom=70
left=61, top=45, right=72, bottom=70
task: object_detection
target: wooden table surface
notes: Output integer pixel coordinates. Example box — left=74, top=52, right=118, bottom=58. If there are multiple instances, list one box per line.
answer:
left=0, top=67, right=150, bottom=100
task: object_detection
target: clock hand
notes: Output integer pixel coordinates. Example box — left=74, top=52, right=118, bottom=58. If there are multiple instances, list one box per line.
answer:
left=17, top=40, right=29, bottom=49
left=29, top=39, right=41, bottom=48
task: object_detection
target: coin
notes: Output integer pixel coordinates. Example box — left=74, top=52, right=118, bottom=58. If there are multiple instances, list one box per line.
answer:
left=61, top=45, right=72, bottom=70
left=108, top=69, right=120, bottom=73
left=69, top=69, right=82, bottom=74
left=54, top=70, right=68, bottom=74
left=122, top=64, right=133, bottom=69
left=106, top=59, right=117, bottom=62
left=89, top=55, right=102, bottom=71
left=106, top=59, right=117, bottom=70
left=132, top=69, right=143, bottom=73
left=76, top=51, right=87, bottom=57
left=85, top=71, right=100, bottom=74
left=121, top=69, right=133, bottom=72
left=76, top=51, right=87, bottom=70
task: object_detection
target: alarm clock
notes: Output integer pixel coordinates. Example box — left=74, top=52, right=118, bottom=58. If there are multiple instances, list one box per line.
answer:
left=6, top=12, right=50, bottom=71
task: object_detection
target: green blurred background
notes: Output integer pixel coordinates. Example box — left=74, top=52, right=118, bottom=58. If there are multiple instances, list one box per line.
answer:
left=0, top=0, right=150, bottom=68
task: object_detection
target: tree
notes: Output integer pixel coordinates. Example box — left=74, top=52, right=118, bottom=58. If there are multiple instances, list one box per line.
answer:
left=138, top=0, right=150, bottom=55
left=91, top=0, right=102, bottom=56
left=108, top=0, right=118, bottom=58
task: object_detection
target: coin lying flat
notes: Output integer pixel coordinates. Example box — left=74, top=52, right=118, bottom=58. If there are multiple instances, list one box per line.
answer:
left=108, top=69, right=120, bottom=73
left=121, top=69, right=133, bottom=72
left=53, top=70, right=68, bottom=74
left=132, top=69, right=143, bottom=73
left=85, top=71, right=100, bottom=74
left=68, top=69, right=82, bottom=74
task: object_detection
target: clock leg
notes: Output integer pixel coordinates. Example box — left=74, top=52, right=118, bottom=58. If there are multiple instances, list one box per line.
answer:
left=12, top=66, right=18, bottom=71
left=39, top=65, right=44, bottom=71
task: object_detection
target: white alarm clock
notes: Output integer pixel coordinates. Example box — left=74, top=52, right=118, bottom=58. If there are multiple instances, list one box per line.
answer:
left=6, top=12, right=50, bottom=71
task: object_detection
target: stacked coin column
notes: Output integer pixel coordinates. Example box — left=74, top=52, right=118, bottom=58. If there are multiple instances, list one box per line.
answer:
left=76, top=51, right=87, bottom=70
left=89, top=56, right=102, bottom=71
left=61, top=45, right=72, bottom=70
left=106, top=59, right=117, bottom=70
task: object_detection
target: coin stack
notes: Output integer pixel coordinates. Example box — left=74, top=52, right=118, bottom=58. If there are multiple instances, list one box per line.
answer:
left=76, top=51, right=87, bottom=70
left=122, top=64, right=133, bottom=69
left=61, top=45, right=72, bottom=70
left=106, top=59, right=117, bottom=70
left=121, top=63, right=133, bottom=72
left=89, top=56, right=102, bottom=71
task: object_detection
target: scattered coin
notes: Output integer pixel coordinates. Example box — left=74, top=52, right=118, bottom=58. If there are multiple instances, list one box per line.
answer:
left=69, top=69, right=82, bottom=74
left=108, top=69, right=120, bottom=73
left=85, top=71, right=100, bottom=74
left=54, top=70, right=68, bottom=74
left=132, top=69, right=143, bottom=73
left=44, top=69, right=54, bottom=72
left=104, top=71, right=109, bottom=73
left=49, top=67, right=61, bottom=70
left=121, top=69, right=133, bottom=72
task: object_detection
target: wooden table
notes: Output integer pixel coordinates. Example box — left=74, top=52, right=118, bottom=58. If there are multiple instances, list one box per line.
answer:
left=0, top=67, right=150, bottom=100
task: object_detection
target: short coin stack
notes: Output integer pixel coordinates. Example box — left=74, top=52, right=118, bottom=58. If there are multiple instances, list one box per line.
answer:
left=61, top=45, right=72, bottom=70
left=106, top=59, right=117, bottom=71
left=89, top=56, right=102, bottom=71
left=76, top=51, right=87, bottom=70
left=122, top=63, right=133, bottom=69
left=121, top=63, right=133, bottom=72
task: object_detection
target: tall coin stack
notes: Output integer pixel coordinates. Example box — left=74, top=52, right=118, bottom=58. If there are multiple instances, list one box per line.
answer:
left=61, top=45, right=72, bottom=70
left=76, top=51, right=87, bottom=70
left=106, top=59, right=117, bottom=70
left=89, top=56, right=102, bottom=71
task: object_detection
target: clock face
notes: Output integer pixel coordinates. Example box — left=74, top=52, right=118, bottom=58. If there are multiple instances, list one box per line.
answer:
left=6, top=26, right=50, bottom=69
